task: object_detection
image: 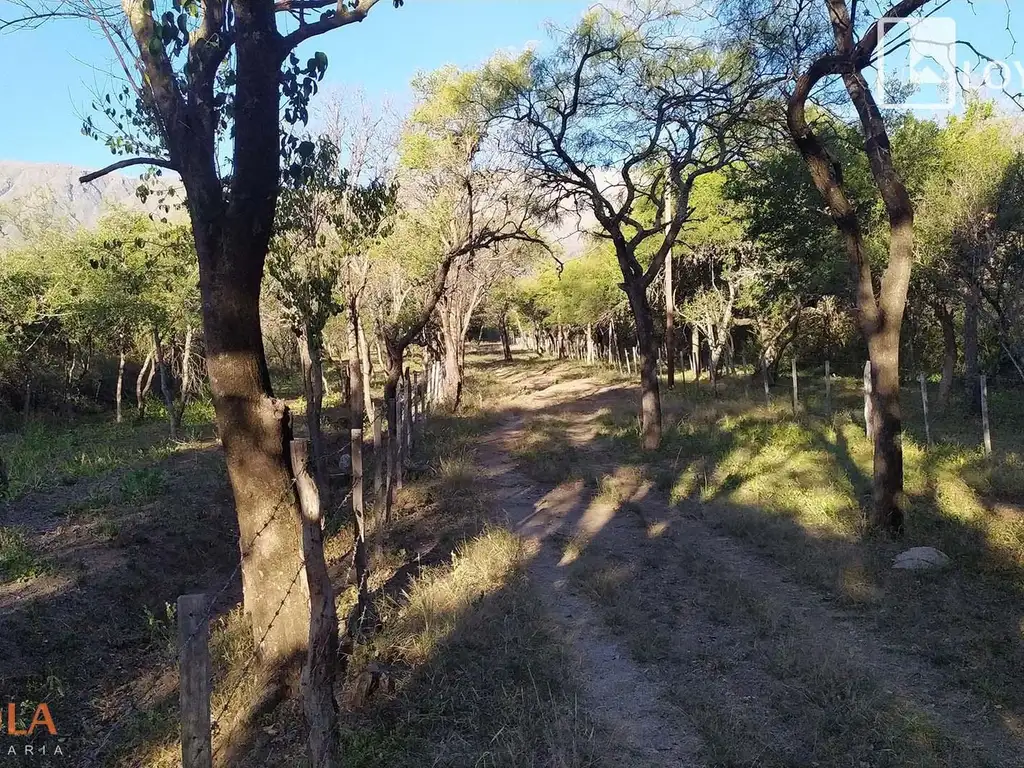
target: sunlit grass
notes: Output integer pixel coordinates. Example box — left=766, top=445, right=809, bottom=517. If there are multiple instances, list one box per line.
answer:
left=0, top=401, right=217, bottom=499
left=345, top=528, right=602, bottom=767
left=0, top=526, right=48, bottom=582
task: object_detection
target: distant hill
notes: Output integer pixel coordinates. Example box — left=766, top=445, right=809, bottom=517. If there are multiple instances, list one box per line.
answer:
left=0, top=160, right=158, bottom=245
left=0, top=158, right=597, bottom=256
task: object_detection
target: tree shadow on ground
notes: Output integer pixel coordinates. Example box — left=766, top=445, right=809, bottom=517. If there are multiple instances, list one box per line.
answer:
left=483, top=359, right=1024, bottom=766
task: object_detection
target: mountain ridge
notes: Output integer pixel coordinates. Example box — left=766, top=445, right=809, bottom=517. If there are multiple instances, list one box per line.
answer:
left=0, top=159, right=157, bottom=245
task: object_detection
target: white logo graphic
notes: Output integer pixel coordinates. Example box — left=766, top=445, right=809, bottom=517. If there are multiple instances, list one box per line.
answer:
left=877, top=17, right=957, bottom=110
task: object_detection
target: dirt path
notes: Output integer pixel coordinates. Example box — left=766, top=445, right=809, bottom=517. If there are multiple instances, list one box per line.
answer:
left=469, top=361, right=1024, bottom=768
left=474, top=410, right=707, bottom=767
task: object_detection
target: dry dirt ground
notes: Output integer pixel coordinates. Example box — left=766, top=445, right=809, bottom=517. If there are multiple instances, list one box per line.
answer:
left=469, top=357, right=1024, bottom=768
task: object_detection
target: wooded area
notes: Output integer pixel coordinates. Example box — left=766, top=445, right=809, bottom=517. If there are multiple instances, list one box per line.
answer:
left=2, top=0, right=1024, bottom=765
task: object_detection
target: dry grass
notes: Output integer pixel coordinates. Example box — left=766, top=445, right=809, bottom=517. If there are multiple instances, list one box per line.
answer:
left=498, top=357, right=1024, bottom=765
left=342, top=528, right=603, bottom=768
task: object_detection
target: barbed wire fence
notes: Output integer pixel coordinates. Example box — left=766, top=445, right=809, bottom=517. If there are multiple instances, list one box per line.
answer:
left=145, top=361, right=443, bottom=768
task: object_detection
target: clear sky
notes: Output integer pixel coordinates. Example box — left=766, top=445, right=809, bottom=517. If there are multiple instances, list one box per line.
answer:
left=0, top=0, right=593, bottom=169
left=0, top=0, right=1021, bottom=170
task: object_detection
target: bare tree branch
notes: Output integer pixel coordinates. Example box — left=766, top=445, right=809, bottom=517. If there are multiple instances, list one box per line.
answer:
left=79, top=156, right=178, bottom=183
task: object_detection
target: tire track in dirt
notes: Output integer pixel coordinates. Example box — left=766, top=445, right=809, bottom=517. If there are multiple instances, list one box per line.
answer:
left=471, top=362, right=1024, bottom=767
left=474, top=412, right=706, bottom=768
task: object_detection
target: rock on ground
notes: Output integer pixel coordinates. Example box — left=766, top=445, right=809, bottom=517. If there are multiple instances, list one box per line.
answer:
left=893, top=547, right=951, bottom=570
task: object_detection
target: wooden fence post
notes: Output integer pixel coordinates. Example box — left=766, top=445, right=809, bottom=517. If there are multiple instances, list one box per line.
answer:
left=395, top=383, right=405, bottom=491
left=919, top=373, right=932, bottom=448
left=348, top=348, right=369, bottom=631
left=825, top=360, right=832, bottom=421
left=791, top=358, right=799, bottom=414
left=178, top=593, right=211, bottom=768
left=290, top=439, right=340, bottom=768
left=981, top=374, right=992, bottom=455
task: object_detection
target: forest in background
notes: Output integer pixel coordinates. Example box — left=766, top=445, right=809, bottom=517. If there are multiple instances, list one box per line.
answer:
left=2, top=0, right=1024, bottom=765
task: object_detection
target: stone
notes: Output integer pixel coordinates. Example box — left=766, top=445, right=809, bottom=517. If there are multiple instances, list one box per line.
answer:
left=893, top=547, right=951, bottom=571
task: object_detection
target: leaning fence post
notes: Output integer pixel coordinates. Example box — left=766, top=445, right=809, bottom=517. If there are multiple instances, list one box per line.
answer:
left=290, top=439, right=340, bottom=768
left=981, top=374, right=992, bottom=455
left=825, top=360, right=832, bottom=421
left=918, top=373, right=932, bottom=448
left=178, top=593, right=212, bottom=768
left=791, top=358, right=799, bottom=414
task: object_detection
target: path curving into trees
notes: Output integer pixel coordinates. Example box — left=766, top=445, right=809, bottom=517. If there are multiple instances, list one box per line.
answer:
left=464, top=353, right=1024, bottom=768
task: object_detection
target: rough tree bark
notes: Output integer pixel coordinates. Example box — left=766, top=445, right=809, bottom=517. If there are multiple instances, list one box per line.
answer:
left=624, top=281, right=662, bottom=450
left=78, top=0, right=398, bottom=679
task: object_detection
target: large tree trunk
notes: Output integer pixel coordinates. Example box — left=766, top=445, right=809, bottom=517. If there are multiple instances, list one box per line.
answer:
left=934, top=302, right=957, bottom=410
left=108, top=0, right=324, bottom=688
left=297, top=324, right=329, bottom=500
left=788, top=7, right=913, bottom=535
left=199, top=247, right=312, bottom=674
left=624, top=282, right=662, bottom=450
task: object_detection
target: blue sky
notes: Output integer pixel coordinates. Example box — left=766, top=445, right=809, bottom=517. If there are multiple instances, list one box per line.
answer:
left=0, top=0, right=592, bottom=168
left=0, top=0, right=1021, bottom=169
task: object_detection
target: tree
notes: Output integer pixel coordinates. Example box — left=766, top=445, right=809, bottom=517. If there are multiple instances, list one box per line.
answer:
left=268, top=136, right=347, bottom=494
left=396, top=61, right=544, bottom=411
left=0, top=210, right=199, bottom=426
left=915, top=103, right=1023, bottom=406
left=3, top=0, right=408, bottom=675
left=784, top=0, right=933, bottom=534
left=495, top=1, right=774, bottom=449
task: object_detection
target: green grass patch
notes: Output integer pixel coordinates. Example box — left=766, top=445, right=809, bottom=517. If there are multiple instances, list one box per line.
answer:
left=0, top=526, right=48, bottom=582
